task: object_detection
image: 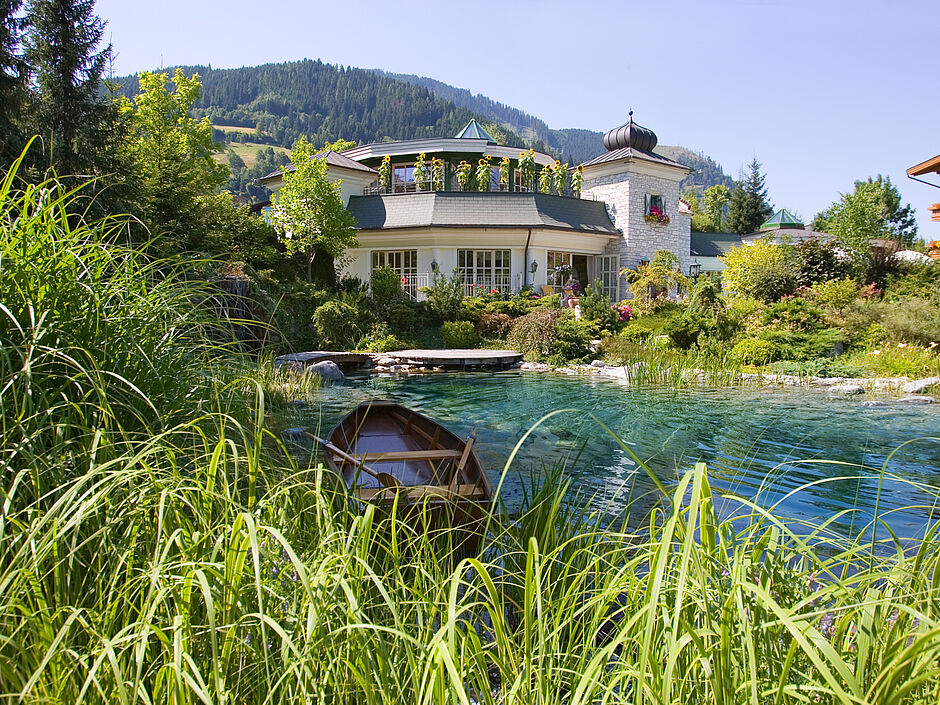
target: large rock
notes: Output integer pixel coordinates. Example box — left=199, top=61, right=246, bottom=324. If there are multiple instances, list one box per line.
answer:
left=901, top=377, right=940, bottom=395
left=829, top=384, right=865, bottom=397
left=304, top=360, right=344, bottom=383
left=897, top=395, right=937, bottom=405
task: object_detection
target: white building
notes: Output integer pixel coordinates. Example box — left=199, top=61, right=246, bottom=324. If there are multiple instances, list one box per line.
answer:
left=261, top=115, right=692, bottom=301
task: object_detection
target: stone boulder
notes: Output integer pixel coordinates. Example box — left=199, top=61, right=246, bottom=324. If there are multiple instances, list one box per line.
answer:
left=829, top=384, right=865, bottom=397
left=304, top=360, right=344, bottom=383
left=897, top=395, right=937, bottom=405
left=901, top=377, right=940, bottom=395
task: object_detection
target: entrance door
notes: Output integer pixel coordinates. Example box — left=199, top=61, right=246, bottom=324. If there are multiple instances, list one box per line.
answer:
left=572, top=255, right=589, bottom=292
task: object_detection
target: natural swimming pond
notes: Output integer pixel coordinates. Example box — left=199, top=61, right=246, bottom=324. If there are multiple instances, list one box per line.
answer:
left=300, top=371, right=940, bottom=538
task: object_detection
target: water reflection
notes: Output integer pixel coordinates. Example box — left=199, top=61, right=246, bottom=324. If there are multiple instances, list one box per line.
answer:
left=302, top=371, right=940, bottom=538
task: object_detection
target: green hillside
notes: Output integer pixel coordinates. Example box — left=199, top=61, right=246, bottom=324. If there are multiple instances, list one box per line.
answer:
left=114, top=60, right=733, bottom=201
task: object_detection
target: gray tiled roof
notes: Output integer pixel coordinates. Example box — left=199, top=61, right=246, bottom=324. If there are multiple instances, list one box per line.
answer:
left=690, top=231, right=742, bottom=257
left=261, top=150, right=377, bottom=181
left=347, top=192, right=620, bottom=234
left=579, top=147, right=686, bottom=170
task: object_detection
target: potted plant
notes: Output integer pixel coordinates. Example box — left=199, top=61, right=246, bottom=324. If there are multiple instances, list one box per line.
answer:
left=414, top=152, right=428, bottom=191
left=517, top=148, right=535, bottom=191
left=476, top=155, right=492, bottom=192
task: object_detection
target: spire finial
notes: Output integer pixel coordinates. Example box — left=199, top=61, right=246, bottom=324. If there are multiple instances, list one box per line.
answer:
left=628, top=109, right=633, bottom=119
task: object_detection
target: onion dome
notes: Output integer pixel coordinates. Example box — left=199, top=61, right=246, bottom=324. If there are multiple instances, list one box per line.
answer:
left=603, top=111, right=658, bottom=152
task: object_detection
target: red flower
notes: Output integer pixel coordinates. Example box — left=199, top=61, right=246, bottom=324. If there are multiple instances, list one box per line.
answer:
left=491, top=288, right=497, bottom=294
left=401, top=276, right=408, bottom=284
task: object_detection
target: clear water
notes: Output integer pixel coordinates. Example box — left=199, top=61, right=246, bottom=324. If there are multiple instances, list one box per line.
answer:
left=302, top=372, right=940, bottom=538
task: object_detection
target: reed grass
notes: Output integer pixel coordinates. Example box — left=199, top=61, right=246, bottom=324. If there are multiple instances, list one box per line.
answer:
left=5, top=165, right=940, bottom=703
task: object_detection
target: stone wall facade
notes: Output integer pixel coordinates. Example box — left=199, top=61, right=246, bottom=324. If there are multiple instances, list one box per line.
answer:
left=582, top=165, right=691, bottom=297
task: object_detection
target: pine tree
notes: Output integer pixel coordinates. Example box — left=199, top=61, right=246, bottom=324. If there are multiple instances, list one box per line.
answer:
left=23, top=0, right=116, bottom=177
left=727, top=157, right=773, bottom=235
left=0, top=0, right=27, bottom=163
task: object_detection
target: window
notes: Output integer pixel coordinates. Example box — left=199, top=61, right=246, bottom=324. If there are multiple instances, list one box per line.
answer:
left=595, top=255, right=619, bottom=301
left=645, top=194, right=664, bottom=215
left=458, top=249, right=511, bottom=293
left=547, top=251, right=572, bottom=287
left=372, top=250, right=418, bottom=296
left=392, top=164, right=416, bottom=193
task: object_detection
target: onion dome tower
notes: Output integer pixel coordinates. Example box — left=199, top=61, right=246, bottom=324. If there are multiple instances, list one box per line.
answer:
left=602, top=111, right=658, bottom=153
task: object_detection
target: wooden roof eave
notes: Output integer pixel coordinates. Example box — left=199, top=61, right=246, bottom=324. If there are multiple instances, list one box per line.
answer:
left=908, top=154, right=940, bottom=176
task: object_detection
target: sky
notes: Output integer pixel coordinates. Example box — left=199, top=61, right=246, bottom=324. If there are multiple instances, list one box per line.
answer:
left=95, top=0, right=939, bottom=237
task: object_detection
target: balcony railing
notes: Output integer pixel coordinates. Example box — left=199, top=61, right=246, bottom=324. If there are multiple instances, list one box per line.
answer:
left=362, top=183, right=592, bottom=199
left=372, top=273, right=528, bottom=302
left=399, top=273, right=429, bottom=301
left=462, top=273, right=520, bottom=297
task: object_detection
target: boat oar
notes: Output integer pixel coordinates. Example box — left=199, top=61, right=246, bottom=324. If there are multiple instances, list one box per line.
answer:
left=304, top=432, right=402, bottom=489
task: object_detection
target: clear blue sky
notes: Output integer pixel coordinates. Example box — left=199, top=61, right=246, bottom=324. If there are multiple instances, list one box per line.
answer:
left=96, top=0, right=939, bottom=237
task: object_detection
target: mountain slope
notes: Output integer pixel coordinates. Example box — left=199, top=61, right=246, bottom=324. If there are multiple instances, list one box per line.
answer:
left=113, top=60, right=527, bottom=151
left=371, top=69, right=733, bottom=192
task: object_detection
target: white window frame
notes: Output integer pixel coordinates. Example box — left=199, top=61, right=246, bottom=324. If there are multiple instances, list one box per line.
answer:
left=458, top=249, right=511, bottom=293
left=596, top=254, right=619, bottom=301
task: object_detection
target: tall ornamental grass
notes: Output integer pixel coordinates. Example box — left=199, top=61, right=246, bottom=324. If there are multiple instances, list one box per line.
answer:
left=4, top=164, right=940, bottom=703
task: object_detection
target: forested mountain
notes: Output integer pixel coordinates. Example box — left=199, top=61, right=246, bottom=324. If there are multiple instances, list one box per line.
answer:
left=112, top=60, right=527, bottom=151
left=113, top=59, right=733, bottom=200
left=372, top=69, right=733, bottom=192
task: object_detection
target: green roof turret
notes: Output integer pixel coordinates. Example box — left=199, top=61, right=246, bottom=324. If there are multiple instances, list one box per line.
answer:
left=760, top=208, right=804, bottom=231
left=454, top=119, right=495, bottom=142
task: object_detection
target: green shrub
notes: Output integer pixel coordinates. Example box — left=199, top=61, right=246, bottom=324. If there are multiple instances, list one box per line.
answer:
left=386, top=301, right=416, bottom=331
left=440, top=320, right=478, bottom=348
left=421, top=268, right=464, bottom=322
left=370, top=266, right=404, bottom=311
left=664, top=314, right=704, bottom=350
left=721, top=239, right=797, bottom=301
left=688, top=278, right=723, bottom=317
left=578, top=279, right=616, bottom=327
left=730, top=338, right=777, bottom=365
left=358, top=326, right=406, bottom=353
left=794, top=239, right=850, bottom=286
left=883, top=262, right=940, bottom=302
left=506, top=308, right=568, bottom=358
left=761, top=297, right=825, bottom=331
left=881, top=297, right=940, bottom=346
left=549, top=318, right=597, bottom=364
left=767, top=358, right=865, bottom=378
left=757, top=328, right=845, bottom=361
left=476, top=311, right=512, bottom=337
left=809, top=278, right=858, bottom=313
left=312, top=300, right=361, bottom=349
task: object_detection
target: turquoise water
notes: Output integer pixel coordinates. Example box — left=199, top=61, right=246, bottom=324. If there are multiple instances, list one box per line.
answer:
left=303, top=372, right=940, bottom=537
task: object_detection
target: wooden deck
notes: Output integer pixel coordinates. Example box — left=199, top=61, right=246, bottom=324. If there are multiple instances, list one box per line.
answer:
left=383, top=349, right=523, bottom=369
left=274, top=351, right=373, bottom=370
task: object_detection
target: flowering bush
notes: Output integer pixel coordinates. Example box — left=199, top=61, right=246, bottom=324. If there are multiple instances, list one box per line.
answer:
left=612, top=302, right=633, bottom=322
left=413, top=152, right=427, bottom=190
left=644, top=204, right=670, bottom=225
left=456, top=160, right=472, bottom=190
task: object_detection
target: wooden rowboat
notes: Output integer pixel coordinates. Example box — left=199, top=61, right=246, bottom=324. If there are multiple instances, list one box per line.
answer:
left=321, top=400, right=493, bottom=544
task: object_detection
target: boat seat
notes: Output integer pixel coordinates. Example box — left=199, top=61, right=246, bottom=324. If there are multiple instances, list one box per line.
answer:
left=343, top=449, right=462, bottom=462
left=357, top=483, right=486, bottom=502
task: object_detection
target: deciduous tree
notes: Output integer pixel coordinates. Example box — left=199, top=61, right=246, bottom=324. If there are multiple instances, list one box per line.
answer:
left=703, top=184, right=730, bottom=232
left=813, top=175, right=917, bottom=247
left=270, top=137, right=357, bottom=283
left=121, top=69, right=226, bottom=238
